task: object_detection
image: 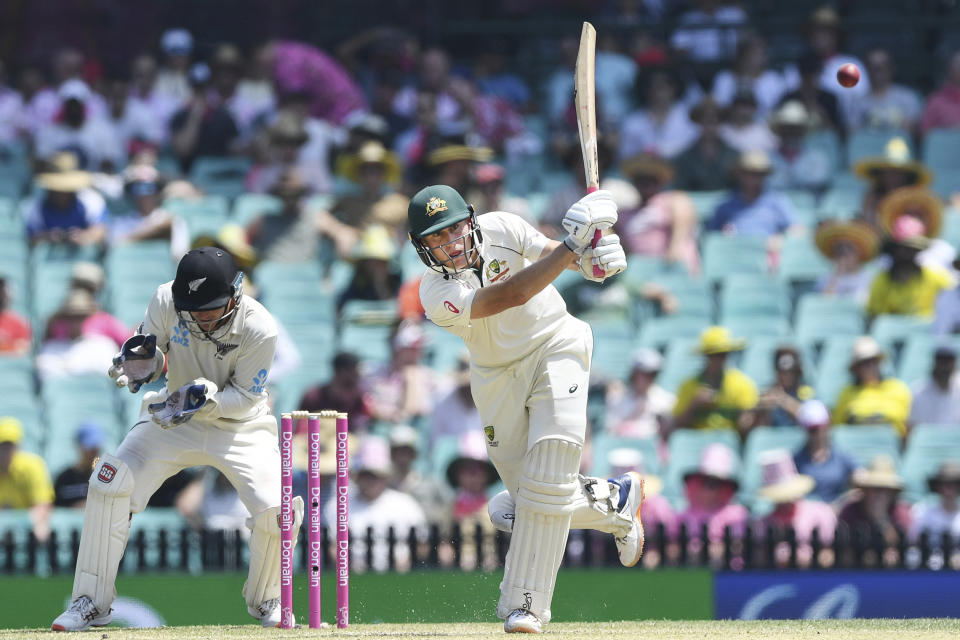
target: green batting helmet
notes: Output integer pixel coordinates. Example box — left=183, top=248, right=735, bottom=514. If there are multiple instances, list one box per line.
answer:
left=407, top=184, right=482, bottom=275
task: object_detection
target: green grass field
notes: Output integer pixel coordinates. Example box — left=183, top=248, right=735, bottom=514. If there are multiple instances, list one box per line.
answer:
left=2, top=620, right=959, bottom=640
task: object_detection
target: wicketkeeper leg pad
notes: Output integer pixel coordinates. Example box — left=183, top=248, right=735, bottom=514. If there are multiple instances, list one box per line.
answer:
left=243, top=496, right=304, bottom=609
left=72, top=454, right=135, bottom=614
left=497, top=437, right=581, bottom=623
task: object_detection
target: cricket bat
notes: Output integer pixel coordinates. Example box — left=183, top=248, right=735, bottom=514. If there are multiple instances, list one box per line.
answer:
left=574, top=21, right=606, bottom=277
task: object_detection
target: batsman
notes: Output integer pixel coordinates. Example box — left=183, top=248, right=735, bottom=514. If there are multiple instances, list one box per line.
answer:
left=52, top=247, right=303, bottom=631
left=407, top=182, right=643, bottom=633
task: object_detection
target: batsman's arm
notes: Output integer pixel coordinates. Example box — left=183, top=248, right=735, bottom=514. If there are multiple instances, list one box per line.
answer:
left=470, top=242, right=578, bottom=319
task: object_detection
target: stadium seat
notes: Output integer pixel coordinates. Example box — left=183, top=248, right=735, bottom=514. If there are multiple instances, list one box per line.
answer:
left=337, top=323, right=392, bottom=366
left=922, top=128, right=960, bottom=171
left=339, top=299, right=398, bottom=326
left=637, top=316, right=708, bottom=351
left=124, top=507, right=190, bottom=571
left=664, top=429, right=742, bottom=507
left=831, top=424, right=901, bottom=469
left=778, top=234, right=831, bottom=287
left=231, top=193, right=282, bottom=226
left=719, top=274, right=790, bottom=319
left=794, top=294, right=865, bottom=346
left=649, top=273, right=712, bottom=320
left=422, top=322, right=467, bottom=374
left=656, top=338, right=704, bottom=394
left=816, top=185, right=862, bottom=221
left=589, top=434, right=661, bottom=478
left=901, top=425, right=960, bottom=501
left=592, top=318, right=638, bottom=382
left=721, top=315, right=791, bottom=340
left=812, top=336, right=859, bottom=407
left=188, top=156, right=253, bottom=199
left=806, top=130, right=843, bottom=171
left=686, top=190, right=727, bottom=221
left=702, top=234, right=768, bottom=284
left=870, top=314, right=932, bottom=352
left=847, top=129, right=911, bottom=166
left=897, top=334, right=960, bottom=385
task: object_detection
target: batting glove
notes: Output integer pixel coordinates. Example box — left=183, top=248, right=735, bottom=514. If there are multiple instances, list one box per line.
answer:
left=578, top=233, right=627, bottom=282
left=108, top=334, right=163, bottom=393
left=148, top=380, right=215, bottom=428
left=561, top=190, right=618, bottom=254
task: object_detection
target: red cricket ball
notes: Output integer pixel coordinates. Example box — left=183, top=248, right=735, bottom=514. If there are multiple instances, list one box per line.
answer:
left=837, top=63, right=860, bottom=88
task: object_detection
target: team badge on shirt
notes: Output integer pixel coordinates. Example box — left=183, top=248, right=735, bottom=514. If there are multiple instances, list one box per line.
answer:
left=484, top=425, right=498, bottom=447
left=485, top=258, right=510, bottom=282
left=426, top=197, right=447, bottom=216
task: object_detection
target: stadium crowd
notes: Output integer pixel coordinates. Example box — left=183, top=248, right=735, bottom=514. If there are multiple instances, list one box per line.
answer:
left=1, top=2, right=960, bottom=569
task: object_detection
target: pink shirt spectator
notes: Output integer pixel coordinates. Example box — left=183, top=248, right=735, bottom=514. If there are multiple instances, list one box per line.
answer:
left=622, top=191, right=701, bottom=274
left=271, top=41, right=367, bottom=125
left=762, top=499, right=837, bottom=545
left=678, top=503, right=749, bottom=542
left=642, top=493, right=678, bottom=539
left=921, top=85, right=960, bottom=133
left=47, top=311, right=130, bottom=348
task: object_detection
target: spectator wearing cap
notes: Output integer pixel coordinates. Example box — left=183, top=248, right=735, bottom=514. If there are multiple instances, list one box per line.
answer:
left=0, top=417, right=54, bottom=542
left=154, top=28, right=194, bottom=107
left=429, top=354, right=481, bottom=448
left=21, top=48, right=108, bottom=137
left=711, top=36, right=795, bottom=120
left=337, top=224, right=402, bottom=307
left=0, top=275, right=31, bottom=355
left=708, top=151, right=801, bottom=245
left=299, top=352, right=373, bottom=433
left=755, top=449, right=837, bottom=565
left=619, top=153, right=701, bottom=275
left=719, top=90, right=777, bottom=154
left=909, top=462, right=960, bottom=543
left=866, top=189, right=955, bottom=319
left=756, top=346, right=815, bottom=427
left=26, top=152, right=108, bottom=248
left=366, top=320, right=440, bottom=427
left=47, top=266, right=129, bottom=348
left=388, top=424, right=452, bottom=526
left=910, top=345, right=960, bottom=427
left=111, top=163, right=188, bottom=252
left=779, top=51, right=842, bottom=134
left=169, top=62, right=240, bottom=171
left=673, top=97, right=739, bottom=192
left=833, top=337, right=912, bottom=436
left=793, top=400, right=859, bottom=503
left=53, top=422, right=107, bottom=508
left=247, top=168, right=324, bottom=262
left=837, top=456, right=911, bottom=545
left=422, top=142, right=493, bottom=196
left=674, top=327, right=758, bottom=435
left=329, top=140, right=404, bottom=227
left=446, top=430, right=500, bottom=569
left=767, top=100, right=835, bottom=193
left=855, top=139, right=934, bottom=228
left=323, top=435, right=426, bottom=572
left=850, top=48, right=924, bottom=134
left=800, top=6, right=870, bottom=126
left=605, top=348, right=676, bottom=439
left=246, top=109, right=332, bottom=196
left=921, top=49, right=960, bottom=133
left=34, top=79, right=122, bottom=171
left=619, top=66, right=698, bottom=160
left=678, top=443, right=749, bottom=543
left=815, top=220, right=880, bottom=303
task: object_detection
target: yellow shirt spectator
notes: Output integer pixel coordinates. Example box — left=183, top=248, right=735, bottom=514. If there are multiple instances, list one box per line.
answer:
left=674, top=368, right=758, bottom=430
left=832, top=378, right=912, bottom=436
left=0, top=449, right=55, bottom=509
left=866, top=266, right=955, bottom=318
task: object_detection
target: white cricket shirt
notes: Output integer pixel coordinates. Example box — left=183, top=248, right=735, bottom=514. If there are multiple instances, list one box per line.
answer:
left=419, top=211, right=576, bottom=368
left=142, top=282, right=278, bottom=428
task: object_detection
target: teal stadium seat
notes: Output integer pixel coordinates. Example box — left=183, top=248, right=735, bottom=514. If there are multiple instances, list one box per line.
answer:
left=124, top=507, right=189, bottom=571
left=637, top=316, right=708, bottom=351
left=702, top=234, right=768, bottom=284
left=686, top=190, right=727, bottom=221
left=795, top=294, right=865, bottom=346
left=188, top=156, right=252, bottom=199
left=847, top=129, right=911, bottom=166
left=657, top=338, right=704, bottom=394
left=231, top=193, right=282, bottom=226
left=778, top=234, right=831, bottom=287
left=922, top=128, right=960, bottom=174
left=898, top=334, right=960, bottom=385
left=591, top=318, right=637, bottom=382
left=831, top=424, right=901, bottom=469
left=589, top=434, right=661, bottom=478
left=740, top=426, right=807, bottom=507
left=664, top=429, right=741, bottom=508
left=870, top=314, right=932, bottom=352
left=648, top=273, right=712, bottom=320
left=901, top=425, right=960, bottom=501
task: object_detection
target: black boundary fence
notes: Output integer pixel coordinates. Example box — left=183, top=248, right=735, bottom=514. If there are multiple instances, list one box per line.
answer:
left=3, top=523, right=960, bottom=575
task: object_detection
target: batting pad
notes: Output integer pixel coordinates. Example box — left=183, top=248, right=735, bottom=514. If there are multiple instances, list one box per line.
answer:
left=73, top=454, right=135, bottom=613
left=243, top=496, right=304, bottom=609
left=498, top=437, right=581, bottom=622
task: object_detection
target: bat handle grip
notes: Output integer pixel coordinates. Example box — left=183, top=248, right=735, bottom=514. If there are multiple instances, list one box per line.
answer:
left=585, top=186, right=605, bottom=277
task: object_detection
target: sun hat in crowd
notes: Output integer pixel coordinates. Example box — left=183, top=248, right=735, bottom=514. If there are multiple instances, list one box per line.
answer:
left=607, top=447, right=663, bottom=496
left=736, top=149, right=772, bottom=174
left=684, top=442, right=740, bottom=491
left=797, top=399, right=831, bottom=429
left=852, top=455, right=904, bottom=491
left=353, top=436, right=392, bottom=477
left=815, top=220, right=880, bottom=263
left=161, top=29, right=193, bottom=55
left=696, top=326, right=746, bottom=355
left=848, top=336, right=885, bottom=368
left=388, top=424, right=421, bottom=451
left=58, top=79, right=92, bottom=104
left=769, top=100, right=812, bottom=131
left=854, top=138, right=931, bottom=187
left=631, top=348, right=664, bottom=374
left=445, top=430, right=498, bottom=488
left=758, top=449, right=815, bottom=503
left=36, top=152, right=92, bottom=192
left=0, top=417, right=23, bottom=445
left=426, top=144, right=493, bottom=167
left=341, top=141, right=401, bottom=185
left=877, top=186, right=943, bottom=244
left=621, top=152, right=674, bottom=185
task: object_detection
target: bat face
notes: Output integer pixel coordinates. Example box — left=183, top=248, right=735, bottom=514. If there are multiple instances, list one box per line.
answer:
left=575, top=21, right=599, bottom=192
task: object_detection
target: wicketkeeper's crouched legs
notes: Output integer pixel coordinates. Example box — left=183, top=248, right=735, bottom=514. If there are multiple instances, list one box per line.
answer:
left=243, top=497, right=304, bottom=610
left=497, top=437, right=582, bottom=623
left=71, top=454, right=135, bottom=614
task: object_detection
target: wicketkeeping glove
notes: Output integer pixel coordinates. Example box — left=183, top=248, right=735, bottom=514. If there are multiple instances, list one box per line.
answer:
left=108, top=334, right=163, bottom=393
left=561, top=190, right=618, bottom=254
left=148, top=381, right=213, bottom=428
left=578, top=233, right=628, bottom=282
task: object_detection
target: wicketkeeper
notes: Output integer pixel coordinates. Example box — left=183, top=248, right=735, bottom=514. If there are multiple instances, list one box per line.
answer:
left=52, top=247, right=303, bottom=631
left=408, top=184, right=644, bottom=634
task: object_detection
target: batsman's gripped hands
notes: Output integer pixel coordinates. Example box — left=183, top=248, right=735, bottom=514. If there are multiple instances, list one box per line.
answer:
left=578, top=233, right=627, bottom=282
left=108, top=334, right=161, bottom=393
left=561, top=190, right=618, bottom=254
left=148, top=380, right=215, bottom=428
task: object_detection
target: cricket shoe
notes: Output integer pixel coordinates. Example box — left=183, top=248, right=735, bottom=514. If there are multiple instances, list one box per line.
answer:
left=248, top=597, right=281, bottom=627
left=611, top=471, right=645, bottom=567
left=504, top=608, right=542, bottom=634
left=51, top=596, right=112, bottom=631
